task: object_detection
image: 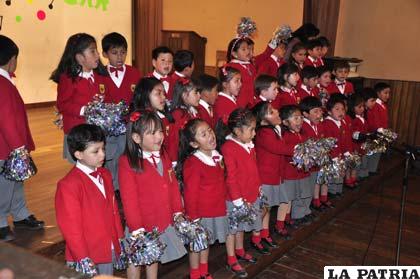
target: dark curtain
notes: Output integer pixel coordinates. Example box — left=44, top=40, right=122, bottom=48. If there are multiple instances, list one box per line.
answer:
left=132, top=0, right=163, bottom=74
left=303, top=0, right=341, bottom=56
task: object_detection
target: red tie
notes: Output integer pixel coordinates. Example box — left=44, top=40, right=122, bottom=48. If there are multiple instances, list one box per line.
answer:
left=212, top=155, right=220, bottom=164
left=160, top=76, right=171, bottom=83
left=150, top=154, right=160, bottom=168
left=110, top=66, right=124, bottom=78
left=89, top=170, right=103, bottom=185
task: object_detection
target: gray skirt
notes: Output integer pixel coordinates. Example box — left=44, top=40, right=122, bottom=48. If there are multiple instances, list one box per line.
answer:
left=125, top=225, right=187, bottom=264
left=261, top=183, right=290, bottom=206
left=226, top=199, right=263, bottom=234
left=283, top=176, right=313, bottom=200
left=200, top=216, right=228, bottom=244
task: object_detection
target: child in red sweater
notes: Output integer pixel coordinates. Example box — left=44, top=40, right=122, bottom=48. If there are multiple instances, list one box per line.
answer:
left=56, top=124, right=124, bottom=276
left=252, top=74, right=279, bottom=108
left=297, top=66, right=320, bottom=100
left=327, top=60, right=354, bottom=96
left=119, top=111, right=187, bottom=279
left=169, top=50, right=195, bottom=100
left=147, top=46, right=174, bottom=97
left=253, top=102, right=295, bottom=239
left=213, top=67, right=241, bottom=125
left=178, top=119, right=228, bottom=279
left=196, top=74, right=219, bottom=128
left=304, top=39, right=324, bottom=68
left=274, top=63, right=301, bottom=109
left=290, top=42, right=307, bottom=71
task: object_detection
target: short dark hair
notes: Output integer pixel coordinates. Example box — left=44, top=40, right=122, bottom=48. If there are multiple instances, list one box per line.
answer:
left=152, top=46, right=173, bottom=60
left=318, top=36, right=331, bottom=47
left=299, top=96, right=322, bottom=113
left=0, top=35, right=19, bottom=66
left=374, top=82, right=390, bottom=94
left=173, top=50, right=194, bottom=72
left=317, top=65, right=332, bottom=76
left=255, top=74, right=277, bottom=95
left=196, top=74, right=219, bottom=93
left=333, top=60, right=350, bottom=71
left=67, top=124, right=106, bottom=162
left=101, top=32, right=128, bottom=52
left=280, top=105, right=301, bottom=120
left=306, top=39, right=322, bottom=51
left=277, top=63, right=299, bottom=85
left=360, top=87, right=377, bottom=101
left=301, top=66, right=319, bottom=80
left=326, top=94, right=346, bottom=111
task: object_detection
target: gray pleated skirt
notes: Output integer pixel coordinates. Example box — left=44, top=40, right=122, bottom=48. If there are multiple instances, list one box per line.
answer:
left=125, top=225, right=187, bottom=264
left=226, top=199, right=263, bottom=234
left=283, top=176, right=313, bottom=199
left=261, top=183, right=290, bottom=206
left=200, top=216, right=228, bottom=244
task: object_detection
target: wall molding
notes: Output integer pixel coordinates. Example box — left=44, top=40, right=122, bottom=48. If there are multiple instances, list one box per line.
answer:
left=25, top=101, right=56, bottom=109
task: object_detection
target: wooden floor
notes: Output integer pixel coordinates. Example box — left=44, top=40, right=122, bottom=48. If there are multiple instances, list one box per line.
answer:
left=9, top=106, right=419, bottom=279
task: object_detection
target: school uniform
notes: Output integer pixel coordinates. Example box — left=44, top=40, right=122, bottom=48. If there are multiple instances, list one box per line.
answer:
left=221, top=136, right=263, bottom=234
left=57, top=71, right=108, bottom=162
left=213, top=92, right=237, bottom=125
left=119, top=152, right=187, bottom=263
left=225, top=60, right=257, bottom=108
left=0, top=70, right=35, bottom=229
left=326, top=79, right=354, bottom=96
left=273, top=86, right=299, bottom=110
left=147, top=70, right=173, bottom=99
left=168, top=71, right=188, bottom=101
left=55, top=164, right=124, bottom=274
left=197, top=99, right=215, bottom=128
left=255, top=126, right=294, bottom=206
left=297, top=84, right=320, bottom=99
left=168, top=107, right=198, bottom=162
left=183, top=150, right=228, bottom=243
left=104, top=64, right=142, bottom=190
left=352, top=115, right=369, bottom=178
left=257, top=54, right=284, bottom=77
left=157, top=111, right=172, bottom=156
left=342, top=115, right=355, bottom=153
left=366, top=99, right=388, bottom=173
left=254, top=44, right=275, bottom=70
left=303, top=56, right=324, bottom=68
left=282, top=130, right=312, bottom=219
left=322, top=116, right=346, bottom=194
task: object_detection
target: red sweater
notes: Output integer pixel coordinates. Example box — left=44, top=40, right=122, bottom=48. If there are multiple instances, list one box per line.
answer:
left=327, top=80, right=354, bottom=96
left=221, top=139, right=261, bottom=203
left=197, top=102, right=215, bottom=128
left=282, top=131, right=310, bottom=180
left=225, top=61, right=256, bottom=108
left=322, top=117, right=346, bottom=158
left=342, top=115, right=354, bottom=153
left=273, top=86, right=299, bottom=110
left=56, top=73, right=109, bottom=134
left=255, top=127, right=294, bottom=185
left=0, top=76, right=35, bottom=159
left=118, top=153, right=183, bottom=232
left=168, top=72, right=188, bottom=101
left=257, top=56, right=284, bottom=77
left=168, top=108, right=197, bottom=161
left=352, top=116, right=369, bottom=154
left=254, top=45, right=275, bottom=71
left=104, top=64, right=142, bottom=105
left=366, top=101, right=388, bottom=132
left=304, top=57, right=324, bottom=68
left=55, top=167, right=123, bottom=263
left=297, top=84, right=320, bottom=99
left=183, top=155, right=227, bottom=219
left=213, top=94, right=237, bottom=125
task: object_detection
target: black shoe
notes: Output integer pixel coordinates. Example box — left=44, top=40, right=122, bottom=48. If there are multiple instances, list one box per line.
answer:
left=261, top=237, right=279, bottom=248
left=226, top=262, right=248, bottom=278
left=286, top=219, right=300, bottom=229
left=328, top=193, right=336, bottom=199
left=298, top=216, right=312, bottom=226
left=0, top=226, right=15, bottom=242
left=236, top=253, right=257, bottom=264
left=306, top=213, right=318, bottom=222
left=251, top=241, right=270, bottom=255
left=13, top=215, right=44, bottom=230
left=369, top=171, right=379, bottom=176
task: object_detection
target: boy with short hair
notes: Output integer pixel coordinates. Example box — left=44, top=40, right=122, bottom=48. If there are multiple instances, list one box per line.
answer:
left=102, top=32, right=142, bottom=192
left=148, top=46, right=174, bottom=96
left=327, top=60, right=354, bottom=96
left=297, top=66, right=320, bottom=99
left=0, top=35, right=44, bottom=242
left=304, top=39, right=324, bottom=68
left=318, top=36, right=331, bottom=58
left=169, top=50, right=195, bottom=100
left=196, top=74, right=219, bottom=128
left=55, top=124, right=124, bottom=276
left=253, top=74, right=279, bottom=107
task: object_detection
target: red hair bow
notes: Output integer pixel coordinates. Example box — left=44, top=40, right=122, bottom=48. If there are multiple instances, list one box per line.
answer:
left=130, top=111, right=141, bottom=122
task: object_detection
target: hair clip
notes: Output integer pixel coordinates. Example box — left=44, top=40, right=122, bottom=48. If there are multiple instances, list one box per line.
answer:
left=179, top=78, right=190, bottom=86
left=221, top=66, right=228, bottom=77
left=129, top=111, right=141, bottom=122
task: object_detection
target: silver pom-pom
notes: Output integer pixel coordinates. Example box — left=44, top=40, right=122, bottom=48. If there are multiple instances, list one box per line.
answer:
left=228, top=202, right=258, bottom=231
left=272, top=25, right=292, bottom=45
left=67, top=257, right=98, bottom=277
left=292, top=137, right=337, bottom=171
left=316, top=157, right=346, bottom=185
left=84, top=94, right=129, bottom=136
left=1, top=147, right=37, bottom=182
left=125, top=228, right=167, bottom=266
left=258, top=189, right=269, bottom=209
left=236, top=17, right=257, bottom=38
left=362, top=128, right=398, bottom=155
left=343, top=153, right=362, bottom=169
left=113, top=238, right=129, bottom=270
left=174, top=217, right=211, bottom=253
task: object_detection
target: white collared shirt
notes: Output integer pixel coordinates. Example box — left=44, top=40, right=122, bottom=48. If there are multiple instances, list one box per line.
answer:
left=142, top=150, right=161, bottom=166
left=218, top=92, right=237, bottom=104
left=107, top=64, right=126, bottom=88
left=79, top=70, right=95, bottom=83
left=356, top=114, right=365, bottom=124
left=259, top=95, right=268, bottom=102
left=199, top=99, right=212, bottom=115
left=325, top=116, right=342, bottom=128
left=301, top=84, right=311, bottom=94
left=308, top=55, right=318, bottom=64
left=188, top=106, right=198, bottom=117
left=226, top=134, right=254, bottom=154
left=0, top=68, right=14, bottom=85
left=274, top=125, right=282, bottom=137
left=375, top=98, right=386, bottom=109
left=304, top=118, right=319, bottom=135
left=193, top=150, right=223, bottom=167
left=76, top=161, right=106, bottom=197
left=156, top=111, right=165, bottom=119
left=152, top=70, right=169, bottom=93
left=175, top=71, right=185, bottom=78
left=335, top=79, right=346, bottom=94
left=270, top=54, right=280, bottom=67
left=230, top=59, right=251, bottom=65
